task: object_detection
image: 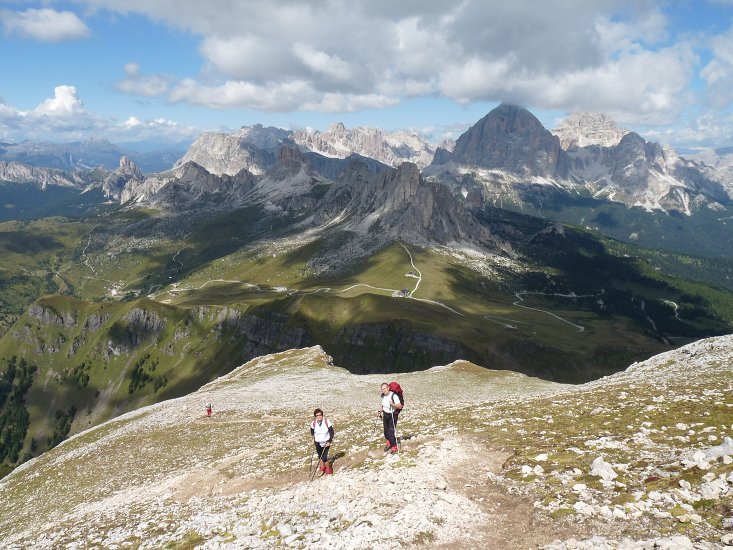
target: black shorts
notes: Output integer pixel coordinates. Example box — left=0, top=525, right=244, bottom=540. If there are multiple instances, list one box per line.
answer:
left=314, top=441, right=330, bottom=461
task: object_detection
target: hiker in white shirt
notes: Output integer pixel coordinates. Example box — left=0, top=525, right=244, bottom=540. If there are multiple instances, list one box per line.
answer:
left=310, top=408, right=335, bottom=475
left=378, top=383, right=402, bottom=453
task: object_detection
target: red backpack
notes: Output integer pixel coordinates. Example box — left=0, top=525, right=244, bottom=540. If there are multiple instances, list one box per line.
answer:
left=388, top=381, right=404, bottom=418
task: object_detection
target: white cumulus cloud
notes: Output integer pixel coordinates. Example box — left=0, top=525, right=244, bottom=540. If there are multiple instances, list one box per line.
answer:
left=302, top=93, right=399, bottom=113
left=0, top=86, right=104, bottom=139
left=110, top=116, right=199, bottom=143
left=71, top=0, right=703, bottom=124
left=701, top=25, right=733, bottom=109
left=292, top=43, right=353, bottom=83
left=10, top=0, right=733, bottom=146
left=0, top=86, right=198, bottom=143
left=34, top=85, right=88, bottom=117
left=115, top=63, right=172, bottom=97
left=1, top=8, right=90, bottom=42
left=169, top=78, right=315, bottom=111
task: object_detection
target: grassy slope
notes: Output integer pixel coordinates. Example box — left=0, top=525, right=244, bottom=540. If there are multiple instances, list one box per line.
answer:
left=1, top=203, right=732, bottom=475
left=159, top=235, right=727, bottom=379
left=0, top=217, right=94, bottom=334
left=0, top=295, right=251, bottom=470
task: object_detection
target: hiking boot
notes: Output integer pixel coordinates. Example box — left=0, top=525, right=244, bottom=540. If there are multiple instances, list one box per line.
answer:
left=325, top=464, right=332, bottom=475
left=319, top=464, right=326, bottom=472
left=383, top=443, right=392, bottom=452
left=390, top=446, right=399, bottom=453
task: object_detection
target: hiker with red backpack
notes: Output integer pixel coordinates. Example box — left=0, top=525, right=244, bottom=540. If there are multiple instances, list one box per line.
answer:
left=378, top=382, right=403, bottom=453
left=310, top=408, right=334, bottom=475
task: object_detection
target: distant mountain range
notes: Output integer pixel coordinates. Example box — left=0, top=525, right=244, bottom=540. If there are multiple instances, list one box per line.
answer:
left=3, top=105, right=733, bottom=261
left=5, top=108, right=733, bottom=217
left=0, top=138, right=187, bottom=173
left=687, top=145, right=733, bottom=175
left=102, top=106, right=728, bottom=214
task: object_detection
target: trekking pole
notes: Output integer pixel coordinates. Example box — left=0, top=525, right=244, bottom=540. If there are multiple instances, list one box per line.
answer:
left=309, top=442, right=324, bottom=481
left=309, top=444, right=327, bottom=482
left=311, top=447, right=326, bottom=481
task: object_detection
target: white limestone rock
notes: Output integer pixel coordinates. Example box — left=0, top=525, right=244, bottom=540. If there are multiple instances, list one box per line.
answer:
left=705, top=436, right=733, bottom=461
left=552, top=112, right=629, bottom=150
left=294, top=123, right=440, bottom=169
left=590, top=457, right=617, bottom=481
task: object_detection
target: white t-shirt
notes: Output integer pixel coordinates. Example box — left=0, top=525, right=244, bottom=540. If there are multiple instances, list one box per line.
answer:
left=381, top=392, right=400, bottom=414
left=312, top=419, right=332, bottom=444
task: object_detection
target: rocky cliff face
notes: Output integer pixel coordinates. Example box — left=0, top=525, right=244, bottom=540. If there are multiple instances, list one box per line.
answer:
left=336, top=322, right=473, bottom=373
left=28, top=304, right=77, bottom=327
left=444, top=104, right=570, bottom=178
left=234, top=124, right=291, bottom=150
left=174, top=131, right=277, bottom=176
left=315, top=161, right=505, bottom=250
left=0, top=161, right=83, bottom=189
left=102, top=156, right=144, bottom=199
left=294, top=123, right=437, bottom=169
left=174, top=123, right=438, bottom=178
left=121, top=161, right=256, bottom=207
left=569, top=132, right=733, bottom=213
left=108, top=308, right=166, bottom=351
left=552, top=112, right=629, bottom=150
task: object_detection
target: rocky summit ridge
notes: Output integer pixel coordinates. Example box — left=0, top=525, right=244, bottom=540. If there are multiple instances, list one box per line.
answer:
left=293, top=123, right=438, bottom=169
left=88, top=102, right=733, bottom=275
left=0, top=160, right=85, bottom=189
left=552, top=112, right=630, bottom=150
left=311, top=161, right=505, bottom=251
left=174, top=131, right=277, bottom=177
left=0, top=335, right=731, bottom=548
left=171, top=122, right=439, bottom=179
left=6, top=103, right=733, bottom=222
left=438, top=103, right=571, bottom=179
left=427, top=104, right=733, bottom=215
left=102, top=155, right=144, bottom=199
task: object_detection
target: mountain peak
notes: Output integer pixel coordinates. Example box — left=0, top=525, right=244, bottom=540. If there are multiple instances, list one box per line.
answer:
left=315, top=160, right=502, bottom=250
left=328, top=122, right=348, bottom=133
left=102, top=155, right=144, bottom=199
left=552, top=112, right=629, bottom=150
left=118, top=155, right=142, bottom=176
left=234, top=125, right=290, bottom=150
left=175, top=132, right=276, bottom=176
left=447, top=104, right=569, bottom=178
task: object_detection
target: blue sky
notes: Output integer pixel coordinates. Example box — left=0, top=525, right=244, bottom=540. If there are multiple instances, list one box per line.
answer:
left=2, top=1, right=733, bottom=150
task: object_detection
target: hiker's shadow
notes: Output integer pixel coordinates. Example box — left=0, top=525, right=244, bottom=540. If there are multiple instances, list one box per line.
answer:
left=330, top=451, right=346, bottom=466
